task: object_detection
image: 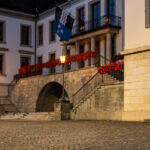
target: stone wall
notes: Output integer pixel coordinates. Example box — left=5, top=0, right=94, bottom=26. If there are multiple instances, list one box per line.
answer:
left=71, top=82, right=124, bottom=121
left=10, top=67, right=97, bottom=113
left=122, top=49, right=150, bottom=121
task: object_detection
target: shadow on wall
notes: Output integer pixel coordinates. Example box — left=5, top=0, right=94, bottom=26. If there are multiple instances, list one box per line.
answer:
left=36, top=82, right=69, bottom=112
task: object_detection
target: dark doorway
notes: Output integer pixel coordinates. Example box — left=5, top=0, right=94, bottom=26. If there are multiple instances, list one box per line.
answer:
left=36, top=82, right=68, bottom=112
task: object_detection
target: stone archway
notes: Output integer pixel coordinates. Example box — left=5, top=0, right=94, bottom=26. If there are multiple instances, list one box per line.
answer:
left=36, top=82, right=69, bottom=112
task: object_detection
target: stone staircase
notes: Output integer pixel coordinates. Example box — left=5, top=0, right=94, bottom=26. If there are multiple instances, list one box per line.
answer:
left=0, top=79, right=19, bottom=113
left=72, top=72, right=122, bottom=111
left=71, top=69, right=124, bottom=120
left=0, top=112, right=56, bottom=121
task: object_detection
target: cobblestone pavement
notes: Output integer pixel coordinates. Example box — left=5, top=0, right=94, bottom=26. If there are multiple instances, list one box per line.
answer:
left=0, top=120, right=150, bottom=150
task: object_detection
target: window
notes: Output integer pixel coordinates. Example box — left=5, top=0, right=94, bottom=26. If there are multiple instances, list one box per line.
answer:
left=20, top=56, right=30, bottom=67
left=92, top=2, right=100, bottom=29
left=38, top=56, right=42, bottom=63
left=38, top=25, right=43, bottom=45
left=145, top=0, right=150, bottom=27
left=0, top=55, right=3, bottom=74
left=21, top=25, right=30, bottom=46
left=79, top=45, right=85, bottom=68
left=0, top=22, right=4, bottom=42
left=37, top=56, right=43, bottom=74
left=49, top=53, right=56, bottom=73
left=78, top=7, right=85, bottom=31
left=50, top=21, right=56, bottom=42
left=66, top=49, right=71, bottom=70
left=111, top=36, right=116, bottom=58
left=109, top=0, right=115, bottom=16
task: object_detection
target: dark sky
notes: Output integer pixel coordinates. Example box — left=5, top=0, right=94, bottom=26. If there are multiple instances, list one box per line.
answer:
left=0, top=0, right=67, bottom=14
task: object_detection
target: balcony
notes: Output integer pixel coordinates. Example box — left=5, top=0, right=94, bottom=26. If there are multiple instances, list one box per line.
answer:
left=71, top=16, right=121, bottom=37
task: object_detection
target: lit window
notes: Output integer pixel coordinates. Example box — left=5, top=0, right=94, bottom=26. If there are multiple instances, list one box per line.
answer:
left=78, top=7, right=85, bottom=31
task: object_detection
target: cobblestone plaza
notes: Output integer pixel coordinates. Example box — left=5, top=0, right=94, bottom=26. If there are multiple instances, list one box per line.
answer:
left=0, top=120, right=149, bottom=150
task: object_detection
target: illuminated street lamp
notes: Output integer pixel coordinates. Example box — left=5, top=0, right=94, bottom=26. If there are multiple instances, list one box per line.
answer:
left=60, top=55, right=67, bottom=102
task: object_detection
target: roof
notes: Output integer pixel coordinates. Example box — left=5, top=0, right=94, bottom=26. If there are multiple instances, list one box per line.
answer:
left=0, top=0, right=68, bottom=15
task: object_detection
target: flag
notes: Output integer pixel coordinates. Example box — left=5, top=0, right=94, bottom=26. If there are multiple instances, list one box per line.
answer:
left=54, top=6, right=74, bottom=42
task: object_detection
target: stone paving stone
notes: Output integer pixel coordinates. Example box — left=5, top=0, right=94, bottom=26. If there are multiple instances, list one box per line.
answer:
left=0, top=121, right=150, bottom=150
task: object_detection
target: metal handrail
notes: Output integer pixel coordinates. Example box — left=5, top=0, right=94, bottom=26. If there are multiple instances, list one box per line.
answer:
left=72, top=55, right=124, bottom=107
left=71, top=15, right=121, bottom=36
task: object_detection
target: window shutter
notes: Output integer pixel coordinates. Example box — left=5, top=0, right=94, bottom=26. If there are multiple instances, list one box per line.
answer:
left=145, top=0, right=150, bottom=27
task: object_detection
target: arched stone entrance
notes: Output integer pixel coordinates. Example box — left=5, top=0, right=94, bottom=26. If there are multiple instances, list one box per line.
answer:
left=36, top=82, right=69, bottom=112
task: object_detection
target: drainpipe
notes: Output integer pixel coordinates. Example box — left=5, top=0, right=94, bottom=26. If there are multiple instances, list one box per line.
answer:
left=34, top=8, right=39, bottom=65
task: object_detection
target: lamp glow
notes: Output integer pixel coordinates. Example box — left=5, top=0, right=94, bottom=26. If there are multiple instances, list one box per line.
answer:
left=60, top=56, right=66, bottom=64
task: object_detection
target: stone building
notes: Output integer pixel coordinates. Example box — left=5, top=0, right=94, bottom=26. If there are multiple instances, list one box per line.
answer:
left=2, top=0, right=150, bottom=122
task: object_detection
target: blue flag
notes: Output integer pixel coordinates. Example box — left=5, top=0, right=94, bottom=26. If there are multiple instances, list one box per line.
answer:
left=54, top=6, right=74, bottom=42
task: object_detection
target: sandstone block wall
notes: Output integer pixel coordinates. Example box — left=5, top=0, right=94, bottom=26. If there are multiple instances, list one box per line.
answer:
left=71, top=82, right=124, bottom=121
left=123, top=50, right=150, bottom=121
left=10, top=67, right=97, bottom=113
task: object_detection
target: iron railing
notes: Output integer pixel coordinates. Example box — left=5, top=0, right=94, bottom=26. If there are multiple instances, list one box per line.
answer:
left=72, top=55, right=124, bottom=107
left=71, top=15, right=121, bottom=36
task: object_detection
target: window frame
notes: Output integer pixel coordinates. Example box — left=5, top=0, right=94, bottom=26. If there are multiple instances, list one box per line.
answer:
left=38, top=24, right=43, bottom=46
left=49, top=20, right=56, bottom=42
left=78, top=7, right=85, bottom=32
left=0, top=21, right=6, bottom=43
left=20, top=55, right=31, bottom=67
left=49, top=52, right=56, bottom=73
left=20, top=24, right=32, bottom=46
left=0, top=53, right=6, bottom=76
left=92, top=2, right=101, bottom=29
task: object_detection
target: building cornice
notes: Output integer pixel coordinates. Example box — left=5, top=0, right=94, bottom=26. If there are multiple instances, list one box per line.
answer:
left=0, top=8, right=35, bottom=21
left=121, top=45, right=150, bottom=56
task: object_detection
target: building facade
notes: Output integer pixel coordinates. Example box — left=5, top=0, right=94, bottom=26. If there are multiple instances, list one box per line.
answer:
left=122, top=0, right=150, bottom=121
left=0, top=0, right=124, bottom=84
left=0, top=0, right=125, bottom=118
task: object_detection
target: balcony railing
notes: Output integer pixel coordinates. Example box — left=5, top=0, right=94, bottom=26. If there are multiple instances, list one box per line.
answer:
left=71, top=15, right=121, bottom=36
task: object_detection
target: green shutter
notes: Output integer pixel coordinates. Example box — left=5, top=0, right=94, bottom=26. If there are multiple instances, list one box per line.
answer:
left=145, top=0, right=150, bottom=27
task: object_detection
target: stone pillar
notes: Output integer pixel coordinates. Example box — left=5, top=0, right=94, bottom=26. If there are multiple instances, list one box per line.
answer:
left=54, top=102, right=73, bottom=120
left=100, top=37, right=106, bottom=66
left=75, top=41, right=80, bottom=69
left=106, top=33, right=112, bottom=64
left=84, top=41, right=90, bottom=67
left=91, top=37, right=96, bottom=66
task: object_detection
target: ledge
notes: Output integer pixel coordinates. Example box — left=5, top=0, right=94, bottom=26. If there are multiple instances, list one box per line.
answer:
left=18, top=50, right=34, bottom=55
left=20, top=44, right=33, bottom=48
left=0, top=47, right=9, bottom=52
left=0, top=41, right=7, bottom=44
left=0, top=73, right=7, bottom=77
left=121, top=45, right=150, bottom=56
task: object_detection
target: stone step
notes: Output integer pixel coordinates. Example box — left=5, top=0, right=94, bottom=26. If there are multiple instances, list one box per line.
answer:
left=23, top=112, right=55, bottom=120
left=0, top=113, right=25, bottom=120
left=0, top=104, right=18, bottom=113
left=0, top=112, right=56, bottom=121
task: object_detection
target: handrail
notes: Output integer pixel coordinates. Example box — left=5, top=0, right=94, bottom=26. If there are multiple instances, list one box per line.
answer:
left=71, top=15, right=121, bottom=36
left=73, top=54, right=112, bottom=97
left=72, top=54, right=124, bottom=107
